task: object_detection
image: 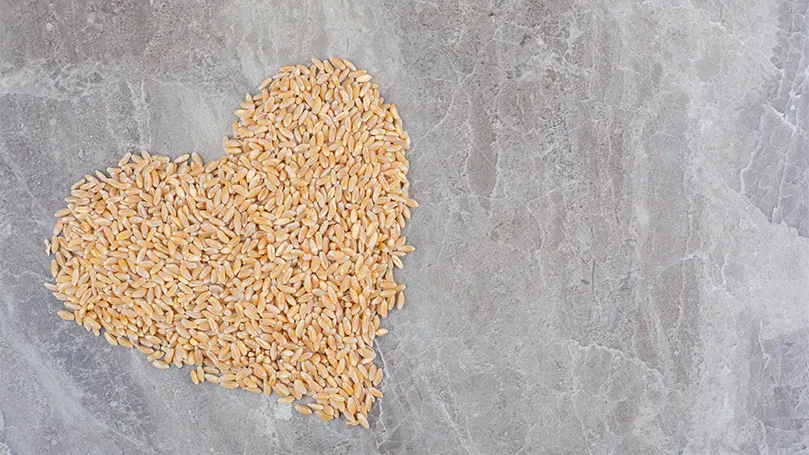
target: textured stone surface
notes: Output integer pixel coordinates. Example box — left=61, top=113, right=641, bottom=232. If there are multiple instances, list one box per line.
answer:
left=1, top=0, right=809, bottom=453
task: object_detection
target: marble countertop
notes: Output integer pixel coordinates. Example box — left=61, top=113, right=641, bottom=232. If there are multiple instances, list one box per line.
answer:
left=1, top=1, right=808, bottom=454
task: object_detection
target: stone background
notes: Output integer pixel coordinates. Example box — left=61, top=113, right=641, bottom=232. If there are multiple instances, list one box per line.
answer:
left=1, top=1, right=808, bottom=453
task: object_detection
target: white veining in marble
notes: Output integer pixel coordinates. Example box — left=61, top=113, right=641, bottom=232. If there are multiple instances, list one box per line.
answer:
left=1, top=1, right=808, bottom=454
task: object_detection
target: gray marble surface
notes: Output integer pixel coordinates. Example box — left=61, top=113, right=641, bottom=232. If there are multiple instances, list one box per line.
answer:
left=1, top=0, right=808, bottom=454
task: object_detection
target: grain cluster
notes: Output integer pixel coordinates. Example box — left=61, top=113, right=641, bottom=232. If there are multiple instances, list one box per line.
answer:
left=44, top=58, right=416, bottom=428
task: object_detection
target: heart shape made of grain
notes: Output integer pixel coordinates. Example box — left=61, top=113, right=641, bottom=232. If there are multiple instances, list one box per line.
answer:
left=44, top=57, right=416, bottom=428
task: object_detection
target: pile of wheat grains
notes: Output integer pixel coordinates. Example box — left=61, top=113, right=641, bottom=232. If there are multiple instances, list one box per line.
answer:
left=44, top=57, right=416, bottom=428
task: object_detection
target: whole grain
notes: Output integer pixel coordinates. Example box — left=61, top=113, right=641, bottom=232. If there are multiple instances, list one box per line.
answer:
left=44, top=58, right=416, bottom=428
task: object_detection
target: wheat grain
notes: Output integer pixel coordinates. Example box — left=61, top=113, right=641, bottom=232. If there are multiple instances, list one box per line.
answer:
left=277, top=396, right=296, bottom=405
left=44, top=58, right=415, bottom=429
